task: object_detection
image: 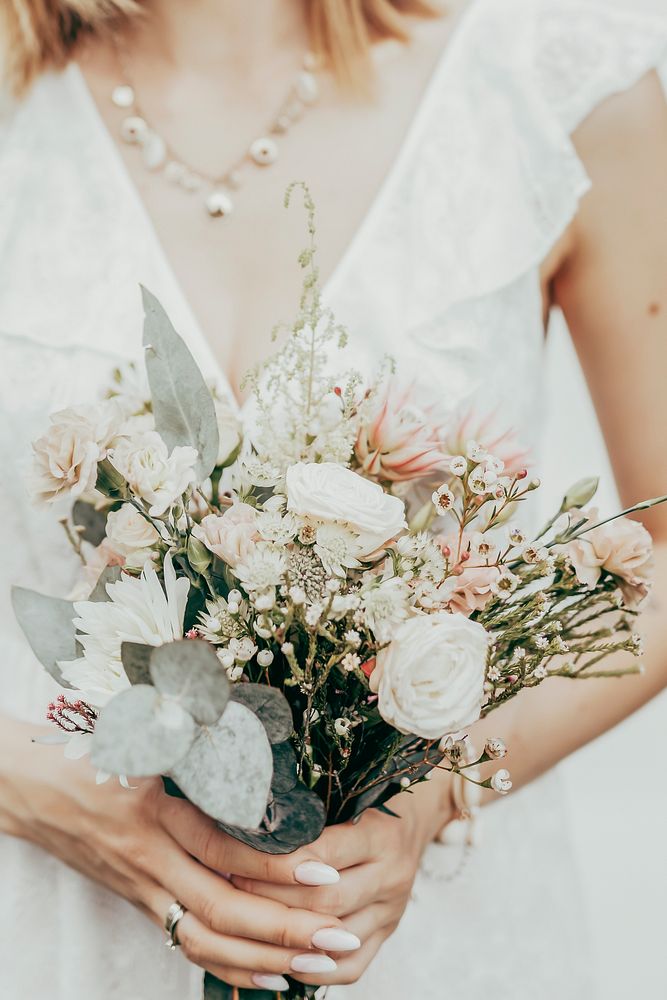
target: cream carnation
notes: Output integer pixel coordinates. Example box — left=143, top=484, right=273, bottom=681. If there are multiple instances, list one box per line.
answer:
left=29, top=402, right=122, bottom=504
left=196, top=504, right=259, bottom=567
left=110, top=431, right=197, bottom=517
left=370, top=612, right=489, bottom=739
left=286, top=462, right=406, bottom=557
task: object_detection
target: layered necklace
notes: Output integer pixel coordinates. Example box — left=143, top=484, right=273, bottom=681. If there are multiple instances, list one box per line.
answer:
left=110, top=43, right=323, bottom=219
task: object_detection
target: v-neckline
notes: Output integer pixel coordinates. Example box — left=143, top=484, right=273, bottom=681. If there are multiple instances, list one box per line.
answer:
left=69, top=0, right=483, bottom=404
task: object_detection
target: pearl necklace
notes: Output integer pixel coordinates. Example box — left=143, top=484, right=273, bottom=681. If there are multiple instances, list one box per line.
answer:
left=111, top=50, right=322, bottom=219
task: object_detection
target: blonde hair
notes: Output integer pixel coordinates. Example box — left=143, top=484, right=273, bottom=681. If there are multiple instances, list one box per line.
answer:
left=2, top=0, right=441, bottom=95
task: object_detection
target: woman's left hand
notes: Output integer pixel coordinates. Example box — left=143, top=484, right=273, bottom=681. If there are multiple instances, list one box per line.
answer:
left=231, top=772, right=454, bottom=987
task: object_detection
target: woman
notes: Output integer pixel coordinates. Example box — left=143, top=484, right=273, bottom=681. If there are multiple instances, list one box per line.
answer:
left=1, top=0, right=666, bottom=997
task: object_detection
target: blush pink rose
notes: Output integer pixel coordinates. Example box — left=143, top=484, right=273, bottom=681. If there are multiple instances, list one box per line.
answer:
left=441, top=565, right=500, bottom=616
left=565, top=509, right=653, bottom=606
left=196, top=503, right=259, bottom=567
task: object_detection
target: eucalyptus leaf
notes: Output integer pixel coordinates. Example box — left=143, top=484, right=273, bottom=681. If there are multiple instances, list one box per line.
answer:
left=89, top=565, right=122, bottom=603
left=120, top=642, right=153, bottom=686
left=149, top=639, right=230, bottom=725
left=72, top=500, right=108, bottom=546
left=141, top=286, right=219, bottom=481
left=91, top=685, right=197, bottom=776
left=11, top=586, right=77, bottom=689
left=231, top=684, right=293, bottom=743
left=219, top=781, right=325, bottom=855
left=270, top=741, right=298, bottom=795
left=170, top=701, right=272, bottom=828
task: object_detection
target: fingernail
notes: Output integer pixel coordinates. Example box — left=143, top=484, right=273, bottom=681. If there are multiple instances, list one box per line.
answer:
left=311, top=927, right=361, bottom=952
left=294, top=860, right=340, bottom=886
left=291, top=953, right=338, bottom=974
left=252, top=974, right=290, bottom=990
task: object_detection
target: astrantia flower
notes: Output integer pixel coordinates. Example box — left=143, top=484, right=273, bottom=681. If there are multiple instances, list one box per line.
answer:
left=57, top=554, right=189, bottom=706
left=197, top=596, right=246, bottom=644
left=110, top=431, right=197, bottom=516
left=354, top=379, right=449, bottom=483
left=314, top=524, right=361, bottom=577
left=234, top=543, right=287, bottom=593
left=256, top=509, right=299, bottom=544
left=361, top=576, right=411, bottom=643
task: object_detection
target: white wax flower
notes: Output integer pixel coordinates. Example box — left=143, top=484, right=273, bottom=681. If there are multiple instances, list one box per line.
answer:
left=286, top=462, right=407, bottom=557
left=370, top=612, right=489, bottom=739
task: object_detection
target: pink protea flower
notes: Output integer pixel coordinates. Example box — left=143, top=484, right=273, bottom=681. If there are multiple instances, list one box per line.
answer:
left=355, top=380, right=449, bottom=483
left=445, top=409, right=530, bottom=478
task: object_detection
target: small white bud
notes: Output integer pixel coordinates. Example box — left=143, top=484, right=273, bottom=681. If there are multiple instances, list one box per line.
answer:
left=227, top=600, right=240, bottom=615
left=255, top=592, right=275, bottom=612
left=257, top=649, right=274, bottom=667
left=227, top=590, right=242, bottom=605
left=399, top=776, right=411, bottom=788
left=281, top=641, right=294, bottom=656
left=490, top=768, right=512, bottom=795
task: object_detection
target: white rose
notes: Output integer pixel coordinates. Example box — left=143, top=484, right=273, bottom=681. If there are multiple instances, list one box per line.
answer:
left=29, top=402, right=123, bottom=504
left=370, top=612, right=489, bottom=739
left=105, top=503, right=160, bottom=558
left=110, top=431, right=198, bottom=516
left=286, top=462, right=406, bottom=556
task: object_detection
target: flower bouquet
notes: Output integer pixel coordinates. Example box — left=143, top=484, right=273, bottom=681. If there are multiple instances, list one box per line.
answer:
left=13, top=189, right=664, bottom=1000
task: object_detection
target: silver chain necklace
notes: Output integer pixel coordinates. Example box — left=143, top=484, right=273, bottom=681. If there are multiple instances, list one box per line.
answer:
left=111, top=46, right=322, bottom=219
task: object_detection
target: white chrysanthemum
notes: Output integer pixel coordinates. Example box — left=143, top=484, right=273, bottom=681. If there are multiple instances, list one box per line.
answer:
left=314, top=524, right=362, bottom=578
left=361, top=576, right=411, bottom=642
left=234, top=543, right=287, bottom=593
left=57, top=555, right=189, bottom=706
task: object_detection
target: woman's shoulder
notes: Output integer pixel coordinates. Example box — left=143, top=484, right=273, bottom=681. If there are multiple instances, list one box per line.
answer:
left=459, top=0, right=667, bottom=134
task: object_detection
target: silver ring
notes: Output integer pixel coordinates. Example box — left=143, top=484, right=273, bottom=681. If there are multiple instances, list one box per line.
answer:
left=164, top=900, right=187, bottom=950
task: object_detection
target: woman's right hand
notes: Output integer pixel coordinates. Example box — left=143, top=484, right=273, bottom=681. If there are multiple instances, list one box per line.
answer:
left=0, top=716, right=361, bottom=992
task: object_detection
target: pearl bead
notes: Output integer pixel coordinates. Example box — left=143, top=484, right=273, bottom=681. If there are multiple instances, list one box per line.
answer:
left=249, top=136, right=278, bottom=166
left=120, top=115, right=148, bottom=144
left=181, top=172, right=203, bottom=192
left=111, top=84, right=135, bottom=109
left=164, top=161, right=186, bottom=183
left=295, top=71, right=319, bottom=104
left=205, top=190, right=234, bottom=218
left=142, top=132, right=167, bottom=170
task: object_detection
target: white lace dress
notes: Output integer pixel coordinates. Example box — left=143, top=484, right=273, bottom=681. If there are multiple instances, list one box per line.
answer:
left=1, top=2, right=665, bottom=998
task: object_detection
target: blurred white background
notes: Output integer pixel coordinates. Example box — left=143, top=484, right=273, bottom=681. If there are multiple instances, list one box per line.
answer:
left=541, top=311, right=667, bottom=1000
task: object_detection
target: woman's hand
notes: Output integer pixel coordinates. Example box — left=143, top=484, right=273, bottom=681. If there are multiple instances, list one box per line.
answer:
left=231, top=770, right=455, bottom=988
left=0, top=716, right=363, bottom=992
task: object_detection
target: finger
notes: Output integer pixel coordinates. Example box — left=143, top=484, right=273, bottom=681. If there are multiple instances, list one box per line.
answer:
left=289, top=929, right=387, bottom=988
left=145, top=838, right=361, bottom=952
left=195, top=965, right=292, bottom=993
left=233, top=860, right=382, bottom=917
left=159, top=796, right=342, bottom=886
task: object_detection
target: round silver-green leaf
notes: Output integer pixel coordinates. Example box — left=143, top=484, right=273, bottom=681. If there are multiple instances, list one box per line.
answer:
left=170, top=701, right=272, bottom=829
left=149, top=639, right=230, bottom=725
left=91, top=685, right=197, bottom=776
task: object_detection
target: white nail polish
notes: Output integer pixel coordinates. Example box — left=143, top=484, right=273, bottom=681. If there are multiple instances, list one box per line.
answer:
left=294, top=860, right=340, bottom=886
left=311, top=927, right=361, bottom=952
left=291, top=953, right=338, bottom=974
left=252, top=973, right=290, bottom=990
